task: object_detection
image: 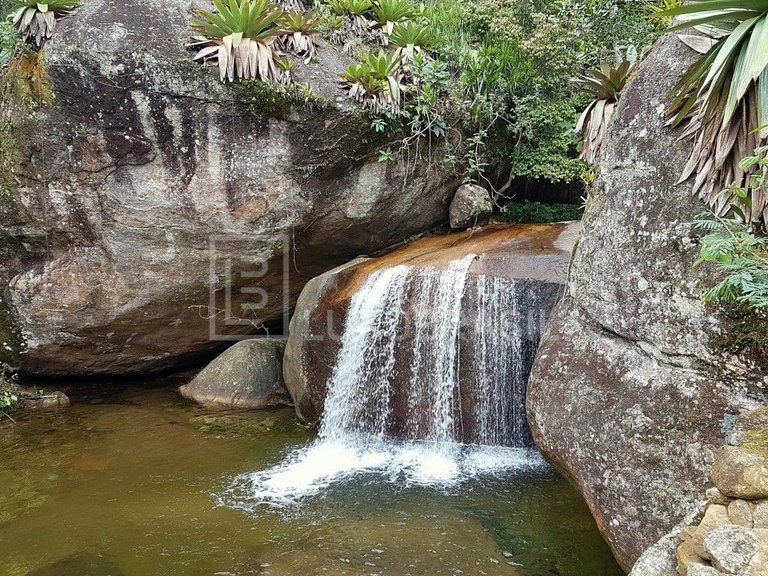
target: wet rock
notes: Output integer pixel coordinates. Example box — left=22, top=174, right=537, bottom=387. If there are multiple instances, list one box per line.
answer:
left=703, top=525, right=758, bottom=574
left=449, top=184, right=493, bottom=229
left=22, top=391, right=70, bottom=410
left=179, top=339, right=288, bottom=410
left=283, top=223, right=578, bottom=435
left=0, top=0, right=460, bottom=376
left=711, top=447, right=768, bottom=500
left=526, top=33, right=766, bottom=571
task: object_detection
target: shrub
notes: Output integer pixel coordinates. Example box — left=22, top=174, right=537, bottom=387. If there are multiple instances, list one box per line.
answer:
left=0, top=362, right=20, bottom=418
left=278, top=9, right=321, bottom=63
left=498, top=200, right=584, bottom=223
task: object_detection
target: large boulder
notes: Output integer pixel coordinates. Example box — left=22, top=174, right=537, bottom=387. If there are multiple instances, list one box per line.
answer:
left=449, top=183, right=493, bottom=229
left=179, top=338, right=288, bottom=409
left=527, top=34, right=768, bottom=572
left=0, top=0, right=460, bottom=376
left=284, top=222, right=578, bottom=441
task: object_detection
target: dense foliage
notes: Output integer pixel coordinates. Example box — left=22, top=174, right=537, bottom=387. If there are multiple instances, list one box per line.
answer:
left=498, top=200, right=584, bottom=223
left=188, top=0, right=664, bottom=196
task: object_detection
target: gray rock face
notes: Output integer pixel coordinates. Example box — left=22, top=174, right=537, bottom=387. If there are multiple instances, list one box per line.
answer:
left=526, top=34, right=767, bottom=571
left=449, top=184, right=492, bottom=229
left=179, top=338, right=288, bottom=409
left=0, top=0, right=459, bottom=375
left=704, top=525, right=758, bottom=574
left=284, top=223, right=577, bottom=432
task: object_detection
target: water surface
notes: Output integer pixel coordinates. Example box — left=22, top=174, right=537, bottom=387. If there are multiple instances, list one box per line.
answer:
left=0, top=379, right=623, bottom=576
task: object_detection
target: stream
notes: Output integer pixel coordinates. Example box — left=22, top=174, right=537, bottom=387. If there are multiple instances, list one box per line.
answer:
left=0, top=377, right=623, bottom=576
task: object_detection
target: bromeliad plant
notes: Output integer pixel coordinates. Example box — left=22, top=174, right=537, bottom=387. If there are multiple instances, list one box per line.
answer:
left=371, top=0, right=416, bottom=40
left=387, top=21, right=435, bottom=62
left=278, top=9, right=321, bottom=63
left=190, top=0, right=286, bottom=83
left=340, top=49, right=405, bottom=114
left=12, top=0, right=78, bottom=47
left=327, top=0, right=373, bottom=37
left=573, top=60, right=634, bottom=164
left=659, top=0, right=768, bottom=226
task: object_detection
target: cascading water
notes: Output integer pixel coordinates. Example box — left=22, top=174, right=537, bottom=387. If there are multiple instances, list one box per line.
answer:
left=222, top=257, right=552, bottom=510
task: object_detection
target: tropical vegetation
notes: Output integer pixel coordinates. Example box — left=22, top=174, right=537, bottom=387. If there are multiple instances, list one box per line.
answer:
left=11, top=0, right=78, bottom=47
left=659, top=0, right=768, bottom=227
left=697, top=145, right=768, bottom=311
left=185, top=0, right=669, bottom=202
left=573, top=60, right=634, bottom=164
left=190, top=0, right=286, bottom=83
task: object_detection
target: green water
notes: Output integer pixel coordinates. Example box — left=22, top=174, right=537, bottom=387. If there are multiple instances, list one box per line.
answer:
left=0, top=378, right=623, bottom=576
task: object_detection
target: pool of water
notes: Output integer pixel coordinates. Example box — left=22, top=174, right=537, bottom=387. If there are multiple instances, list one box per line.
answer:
left=0, top=377, right=623, bottom=576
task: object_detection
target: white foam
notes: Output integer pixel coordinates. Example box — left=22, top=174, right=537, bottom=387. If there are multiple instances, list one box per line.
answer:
left=220, top=438, right=547, bottom=511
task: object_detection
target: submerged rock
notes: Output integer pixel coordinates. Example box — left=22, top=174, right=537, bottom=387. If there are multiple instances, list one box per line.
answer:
left=283, top=222, right=578, bottom=443
left=527, top=34, right=767, bottom=571
left=0, top=0, right=460, bottom=376
left=21, top=390, right=70, bottom=410
left=179, top=339, right=288, bottom=410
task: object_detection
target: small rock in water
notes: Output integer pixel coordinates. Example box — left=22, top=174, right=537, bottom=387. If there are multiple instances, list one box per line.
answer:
left=371, top=548, right=384, bottom=554
left=501, top=551, right=513, bottom=558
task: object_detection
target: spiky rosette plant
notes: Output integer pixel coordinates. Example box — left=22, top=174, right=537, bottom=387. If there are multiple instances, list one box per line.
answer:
left=659, top=0, right=768, bottom=225
left=371, top=0, right=416, bottom=40
left=573, top=60, right=634, bottom=164
left=340, top=49, right=405, bottom=114
left=12, top=0, right=79, bottom=47
left=276, top=0, right=304, bottom=10
left=190, top=0, right=286, bottom=83
left=277, top=9, right=321, bottom=63
left=328, top=0, right=373, bottom=37
left=387, top=20, right=435, bottom=62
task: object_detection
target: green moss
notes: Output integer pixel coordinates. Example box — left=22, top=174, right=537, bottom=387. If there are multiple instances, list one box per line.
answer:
left=710, top=302, right=768, bottom=371
left=0, top=50, right=53, bottom=196
left=0, top=299, right=23, bottom=367
left=231, top=79, right=329, bottom=119
left=735, top=407, right=768, bottom=458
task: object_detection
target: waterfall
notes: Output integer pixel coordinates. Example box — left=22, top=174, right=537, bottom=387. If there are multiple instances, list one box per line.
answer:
left=222, top=258, right=551, bottom=509
left=320, top=256, right=541, bottom=448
